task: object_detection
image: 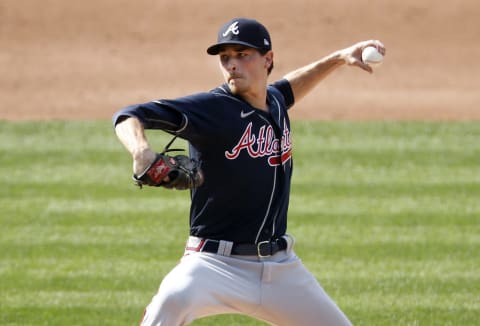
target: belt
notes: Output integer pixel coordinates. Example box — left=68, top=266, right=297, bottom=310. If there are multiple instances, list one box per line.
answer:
left=188, top=237, right=288, bottom=257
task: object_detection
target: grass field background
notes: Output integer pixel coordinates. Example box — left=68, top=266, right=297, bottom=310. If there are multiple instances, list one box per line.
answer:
left=1, top=120, right=479, bottom=325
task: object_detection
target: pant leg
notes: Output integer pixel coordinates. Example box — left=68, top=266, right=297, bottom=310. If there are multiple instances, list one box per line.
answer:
left=140, top=252, right=263, bottom=326
left=251, top=251, right=352, bottom=326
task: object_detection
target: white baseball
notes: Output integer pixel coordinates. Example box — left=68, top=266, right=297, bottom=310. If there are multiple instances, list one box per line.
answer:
left=362, top=46, right=383, bottom=67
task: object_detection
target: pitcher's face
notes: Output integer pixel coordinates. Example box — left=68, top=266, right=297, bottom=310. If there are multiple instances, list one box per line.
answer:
left=218, top=45, right=272, bottom=96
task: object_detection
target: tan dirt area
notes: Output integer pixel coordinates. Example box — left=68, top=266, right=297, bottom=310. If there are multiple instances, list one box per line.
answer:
left=1, top=0, right=480, bottom=121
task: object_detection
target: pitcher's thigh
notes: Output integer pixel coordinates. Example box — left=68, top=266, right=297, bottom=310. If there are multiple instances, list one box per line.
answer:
left=141, top=253, right=260, bottom=325
left=259, top=262, right=352, bottom=326
left=141, top=258, right=204, bottom=325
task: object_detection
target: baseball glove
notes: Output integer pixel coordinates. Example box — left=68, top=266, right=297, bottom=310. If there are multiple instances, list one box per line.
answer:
left=133, top=137, right=204, bottom=190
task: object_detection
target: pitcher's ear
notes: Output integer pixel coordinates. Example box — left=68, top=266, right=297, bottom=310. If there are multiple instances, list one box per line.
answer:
left=264, top=51, right=273, bottom=68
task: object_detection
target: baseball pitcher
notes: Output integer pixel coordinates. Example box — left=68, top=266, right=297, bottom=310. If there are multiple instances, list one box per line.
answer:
left=113, top=17, right=385, bottom=326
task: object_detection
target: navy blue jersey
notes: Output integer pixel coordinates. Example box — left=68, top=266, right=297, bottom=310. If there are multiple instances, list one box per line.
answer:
left=113, top=79, right=295, bottom=244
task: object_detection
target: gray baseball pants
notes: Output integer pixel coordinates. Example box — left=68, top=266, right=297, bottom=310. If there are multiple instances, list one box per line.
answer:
left=140, top=236, right=352, bottom=326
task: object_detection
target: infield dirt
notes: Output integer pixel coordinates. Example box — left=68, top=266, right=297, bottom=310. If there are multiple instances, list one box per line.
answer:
left=1, top=0, right=479, bottom=120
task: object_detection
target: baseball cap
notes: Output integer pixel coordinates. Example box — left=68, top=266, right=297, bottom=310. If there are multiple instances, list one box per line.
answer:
left=207, top=18, right=272, bottom=55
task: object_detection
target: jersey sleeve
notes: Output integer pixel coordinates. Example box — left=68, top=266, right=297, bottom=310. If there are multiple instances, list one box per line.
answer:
left=271, top=79, right=295, bottom=109
left=112, top=101, right=186, bottom=133
left=112, top=92, right=221, bottom=146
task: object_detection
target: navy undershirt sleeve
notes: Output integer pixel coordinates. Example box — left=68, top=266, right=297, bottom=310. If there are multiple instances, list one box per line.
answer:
left=271, top=79, right=295, bottom=109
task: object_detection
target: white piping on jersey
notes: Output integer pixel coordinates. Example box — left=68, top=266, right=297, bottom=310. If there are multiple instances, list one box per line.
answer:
left=218, top=85, right=230, bottom=94
left=255, top=165, right=277, bottom=243
left=218, top=86, right=286, bottom=242
left=268, top=94, right=282, bottom=238
left=214, top=87, right=248, bottom=107
left=151, top=100, right=189, bottom=133
left=254, top=94, right=282, bottom=242
left=176, top=114, right=188, bottom=133
left=272, top=95, right=285, bottom=236
left=271, top=95, right=281, bottom=125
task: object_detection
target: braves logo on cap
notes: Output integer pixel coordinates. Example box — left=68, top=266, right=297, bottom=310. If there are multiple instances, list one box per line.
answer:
left=207, top=18, right=272, bottom=55
left=222, top=21, right=240, bottom=37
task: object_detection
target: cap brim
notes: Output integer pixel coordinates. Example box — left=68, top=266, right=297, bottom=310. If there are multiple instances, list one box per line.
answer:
left=206, top=41, right=262, bottom=55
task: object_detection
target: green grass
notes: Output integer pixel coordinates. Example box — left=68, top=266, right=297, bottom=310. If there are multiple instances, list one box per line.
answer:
left=0, top=120, right=479, bottom=325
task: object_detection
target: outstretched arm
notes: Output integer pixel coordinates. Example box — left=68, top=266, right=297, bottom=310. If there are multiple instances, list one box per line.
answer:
left=283, top=40, right=385, bottom=103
